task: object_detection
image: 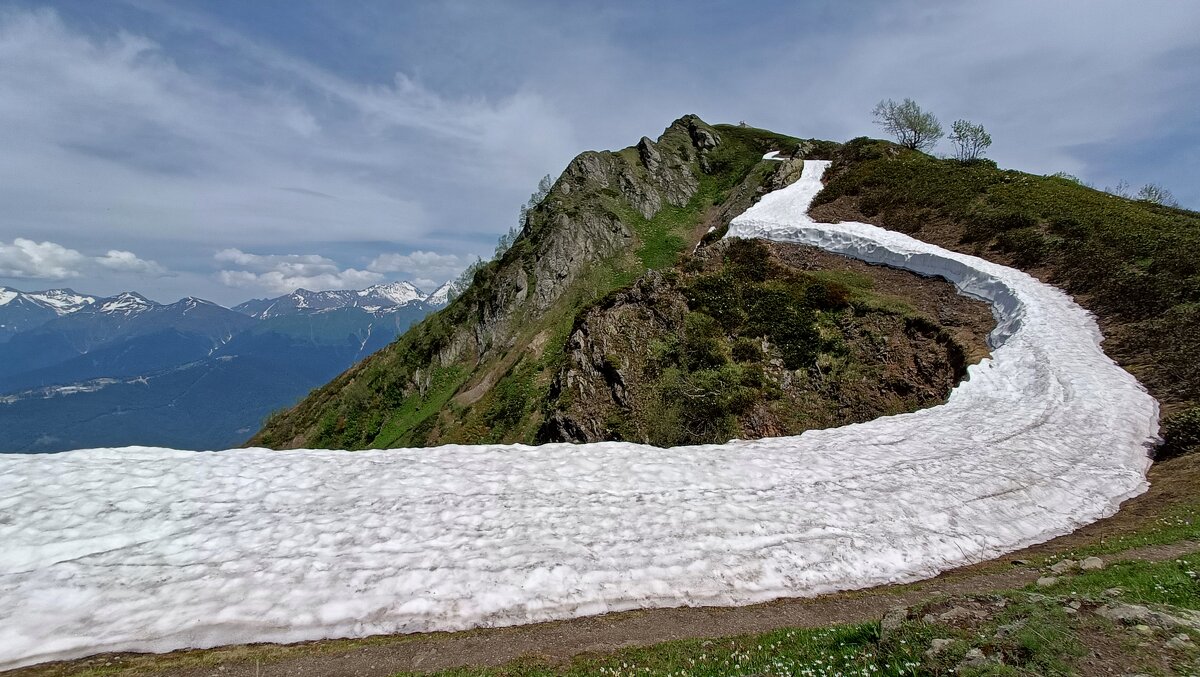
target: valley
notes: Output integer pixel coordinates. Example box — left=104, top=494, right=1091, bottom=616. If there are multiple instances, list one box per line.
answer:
left=0, top=283, right=447, bottom=451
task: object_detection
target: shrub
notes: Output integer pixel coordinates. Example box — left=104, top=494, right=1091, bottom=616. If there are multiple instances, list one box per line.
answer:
left=804, top=280, right=853, bottom=310
left=732, top=337, right=765, bottom=363
left=680, top=312, right=728, bottom=370
left=964, top=209, right=1038, bottom=242
left=724, top=238, right=773, bottom=283
left=659, top=364, right=754, bottom=444
left=685, top=273, right=747, bottom=331
left=1159, top=407, right=1200, bottom=460
left=996, top=227, right=1052, bottom=267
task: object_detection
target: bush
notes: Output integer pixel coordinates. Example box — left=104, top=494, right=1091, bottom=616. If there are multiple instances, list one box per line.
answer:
left=724, top=239, right=773, bottom=283
left=685, top=273, right=747, bottom=331
left=804, top=280, right=853, bottom=310
left=680, top=312, right=728, bottom=370
left=1159, top=407, right=1200, bottom=460
left=996, top=227, right=1052, bottom=267
left=658, top=364, right=755, bottom=444
left=964, top=209, right=1038, bottom=242
left=732, top=337, right=765, bottom=363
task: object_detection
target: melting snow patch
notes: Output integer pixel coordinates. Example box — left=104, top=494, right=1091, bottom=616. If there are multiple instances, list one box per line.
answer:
left=0, top=161, right=1158, bottom=669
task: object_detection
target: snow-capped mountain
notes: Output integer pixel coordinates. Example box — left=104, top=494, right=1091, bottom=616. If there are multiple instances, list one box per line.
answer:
left=424, top=280, right=456, bottom=306
left=234, top=281, right=449, bottom=319
left=0, top=282, right=445, bottom=451
left=93, top=291, right=156, bottom=316
left=0, top=286, right=97, bottom=341
left=358, top=281, right=425, bottom=306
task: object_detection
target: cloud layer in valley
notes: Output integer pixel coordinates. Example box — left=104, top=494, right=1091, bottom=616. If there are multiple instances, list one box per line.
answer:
left=0, top=0, right=1196, bottom=305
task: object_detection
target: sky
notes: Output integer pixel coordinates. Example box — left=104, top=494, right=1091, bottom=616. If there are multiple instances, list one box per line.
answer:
left=0, top=0, right=1196, bottom=306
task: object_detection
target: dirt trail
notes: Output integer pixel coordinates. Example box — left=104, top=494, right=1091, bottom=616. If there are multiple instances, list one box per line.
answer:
left=14, top=538, right=1197, bottom=677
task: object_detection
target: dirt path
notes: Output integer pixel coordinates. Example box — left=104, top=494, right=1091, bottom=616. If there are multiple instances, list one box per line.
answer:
left=14, top=538, right=1197, bottom=677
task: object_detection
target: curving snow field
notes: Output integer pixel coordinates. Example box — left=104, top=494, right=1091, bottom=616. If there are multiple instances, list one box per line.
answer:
left=0, top=160, right=1158, bottom=669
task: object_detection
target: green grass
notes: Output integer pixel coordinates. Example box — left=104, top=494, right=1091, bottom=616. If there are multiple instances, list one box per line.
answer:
left=372, top=365, right=468, bottom=448
left=1035, top=500, right=1200, bottom=563
left=393, top=624, right=925, bottom=677
left=814, top=138, right=1200, bottom=427
left=1038, top=552, right=1200, bottom=609
left=396, top=547, right=1200, bottom=677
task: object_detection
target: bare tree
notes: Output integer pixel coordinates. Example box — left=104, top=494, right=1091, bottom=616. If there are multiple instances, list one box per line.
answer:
left=447, top=257, right=485, bottom=302
left=949, top=119, right=992, bottom=162
left=1104, top=180, right=1132, bottom=199
left=1136, top=183, right=1179, bottom=208
left=872, top=98, right=943, bottom=151
left=500, top=174, right=555, bottom=259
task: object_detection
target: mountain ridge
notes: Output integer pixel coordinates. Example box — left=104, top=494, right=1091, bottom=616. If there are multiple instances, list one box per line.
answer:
left=0, top=280, right=450, bottom=451
left=252, top=116, right=856, bottom=449
left=253, top=117, right=1200, bottom=459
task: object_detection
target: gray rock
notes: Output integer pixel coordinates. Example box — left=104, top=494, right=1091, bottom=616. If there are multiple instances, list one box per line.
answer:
left=637, top=137, right=662, bottom=174
left=939, top=606, right=987, bottom=622
left=1049, top=559, right=1078, bottom=575
left=1134, top=624, right=1155, bottom=636
left=1104, top=587, right=1124, bottom=597
left=955, top=647, right=993, bottom=671
left=1036, top=576, right=1058, bottom=587
left=994, top=620, right=1026, bottom=638
left=925, top=638, right=953, bottom=658
left=1080, top=556, right=1104, bottom=571
left=1165, top=633, right=1194, bottom=650
left=881, top=606, right=908, bottom=637
left=1097, top=603, right=1200, bottom=631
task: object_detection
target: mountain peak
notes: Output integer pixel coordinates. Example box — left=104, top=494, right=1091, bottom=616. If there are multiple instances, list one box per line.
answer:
left=361, top=281, right=424, bottom=305
left=0, top=286, right=96, bottom=315
left=424, top=280, right=455, bottom=306
left=96, top=292, right=156, bottom=315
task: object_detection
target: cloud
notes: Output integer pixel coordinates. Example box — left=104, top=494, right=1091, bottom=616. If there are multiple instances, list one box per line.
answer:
left=367, top=250, right=467, bottom=283
left=215, top=248, right=383, bottom=294
left=96, top=250, right=168, bottom=275
left=0, top=238, right=169, bottom=281
left=0, top=238, right=86, bottom=279
left=1, top=0, right=1198, bottom=307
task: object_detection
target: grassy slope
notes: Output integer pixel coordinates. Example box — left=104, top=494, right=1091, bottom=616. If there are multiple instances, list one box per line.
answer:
left=403, top=551, right=1200, bottom=676
left=811, top=138, right=1200, bottom=457
left=251, top=122, right=810, bottom=449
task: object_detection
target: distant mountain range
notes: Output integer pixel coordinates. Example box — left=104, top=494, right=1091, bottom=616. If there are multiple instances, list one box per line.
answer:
left=0, top=281, right=449, bottom=452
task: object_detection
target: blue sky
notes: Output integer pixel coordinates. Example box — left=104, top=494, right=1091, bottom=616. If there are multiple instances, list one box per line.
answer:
left=0, top=0, right=1196, bottom=306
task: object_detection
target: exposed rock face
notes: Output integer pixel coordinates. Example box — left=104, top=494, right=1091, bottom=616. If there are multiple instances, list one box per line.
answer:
left=540, top=239, right=995, bottom=446
left=433, top=116, right=723, bottom=365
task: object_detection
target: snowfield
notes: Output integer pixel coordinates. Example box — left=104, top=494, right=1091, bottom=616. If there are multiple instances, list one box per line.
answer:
left=0, top=161, right=1158, bottom=669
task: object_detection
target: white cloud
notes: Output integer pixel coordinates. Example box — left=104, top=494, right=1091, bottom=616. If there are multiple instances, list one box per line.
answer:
left=0, top=238, right=168, bottom=281
left=96, top=249, right=167, bottom=275
left=0, top=238, right=86, bottom=279
left=215, top=248, right=383, bottom=294
left=368, top=250, right=466, bottom=283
